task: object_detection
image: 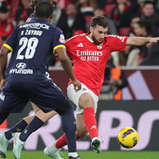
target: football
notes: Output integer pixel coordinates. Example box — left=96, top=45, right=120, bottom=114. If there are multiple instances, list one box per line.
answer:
left=117, top=127, right=139, bottom=148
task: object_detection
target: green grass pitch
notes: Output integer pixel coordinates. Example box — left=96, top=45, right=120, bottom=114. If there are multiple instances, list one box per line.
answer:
left=5, top=151, right=159, bottom=159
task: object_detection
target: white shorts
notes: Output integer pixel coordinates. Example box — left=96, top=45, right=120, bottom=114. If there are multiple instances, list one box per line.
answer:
left=67, top=83, right=98, bottom=114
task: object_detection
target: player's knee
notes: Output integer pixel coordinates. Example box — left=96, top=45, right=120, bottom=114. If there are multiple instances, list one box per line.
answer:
left=56, top=101, right=72, bottom=116
left=79, top=93, right=94, bottom=109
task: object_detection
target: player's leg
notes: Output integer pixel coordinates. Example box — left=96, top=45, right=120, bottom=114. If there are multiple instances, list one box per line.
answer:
left=0, top=112, right=9, bottom=125
left=44, top=93, right=101, bottom=154
left=78, top=92, right=101, bottom=154
left=45, top=83, right=100, bottom=157
left=47, top=113, right=87, bottom=151
left=0, top=112, right=10, bottom=158
left=0, top=83, right=29, bottom=158
left=4, top=102, right=39, bottom=141
left=71, top=83, right=100, bottom=153
left=13, top=82, right=80, bottom=159
left=56, top=101, right=82, bottom=159
left=16, top=103, right=56, bottom=141
left=44, top=113, right=87, bottom=158
left=13, top=109, right=56, bottom=159
left=4, top=101, right=57, bottom=142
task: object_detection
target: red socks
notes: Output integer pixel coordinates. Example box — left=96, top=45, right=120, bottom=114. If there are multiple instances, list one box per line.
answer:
left=55, top=107, right=98, bottom=149
left=55, top=134, right=83, bottom=149
left=83, top=107, right=98, bottom=139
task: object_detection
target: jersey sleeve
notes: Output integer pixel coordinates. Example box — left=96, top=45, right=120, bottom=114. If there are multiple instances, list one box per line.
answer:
left=52, top=29, right=66, bottom=56
left=3, top=27, right=18, bottom=52
left=65, top=38, right=76, bottom=60
left=108, top=35, right=128, bottom=52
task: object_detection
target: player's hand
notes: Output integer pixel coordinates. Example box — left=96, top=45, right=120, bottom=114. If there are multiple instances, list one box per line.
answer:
left=72, top=79, right=81, bottom=92
left=0, top=79, right=6, bottom=90
left=150, top=37, right=159, bottom=43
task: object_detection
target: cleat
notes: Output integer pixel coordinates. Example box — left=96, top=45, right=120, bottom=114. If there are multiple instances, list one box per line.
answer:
left=0, top=132, right=9, bottom=158
left=91, top=137, right=101, bottom=154
left=12, top=133, right=24, bottom=159
left=68, top=156, right=82, bottom=159
left=44, top=146, right=63, bottom=159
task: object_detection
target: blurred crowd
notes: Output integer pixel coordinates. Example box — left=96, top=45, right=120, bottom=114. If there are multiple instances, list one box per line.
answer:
left=1, top=0, right=159, bottom=66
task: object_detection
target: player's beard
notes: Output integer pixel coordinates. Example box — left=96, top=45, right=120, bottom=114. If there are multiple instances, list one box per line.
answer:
left=92, top=34, right=103, bottom=45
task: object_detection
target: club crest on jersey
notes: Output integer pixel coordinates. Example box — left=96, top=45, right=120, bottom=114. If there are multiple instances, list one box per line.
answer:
left=97, top=45, right=102, bottom=49
left=59, top=34, right=65, bottom=43
left=0, top=93, right=5, bottom=101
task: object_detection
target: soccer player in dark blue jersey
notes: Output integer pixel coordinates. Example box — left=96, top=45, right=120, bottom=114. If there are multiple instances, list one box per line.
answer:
left=0, top=1, right=61, bottom=159
left=0, top=1, right=81, bottom=159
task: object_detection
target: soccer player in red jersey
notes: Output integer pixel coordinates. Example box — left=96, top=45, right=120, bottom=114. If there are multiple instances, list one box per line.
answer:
left=44, top=15, right=159, bottom=158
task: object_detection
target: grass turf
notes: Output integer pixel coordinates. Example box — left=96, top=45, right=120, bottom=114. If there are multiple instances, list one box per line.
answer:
left=5, top=151, right=159, bottom=159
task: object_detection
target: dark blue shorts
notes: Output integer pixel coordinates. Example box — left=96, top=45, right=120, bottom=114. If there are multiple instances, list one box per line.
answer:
left=0, top=81, right=68, bottom=113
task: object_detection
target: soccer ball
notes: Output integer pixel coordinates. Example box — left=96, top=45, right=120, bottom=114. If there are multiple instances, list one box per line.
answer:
left=117, top=127, right=139, bottom=148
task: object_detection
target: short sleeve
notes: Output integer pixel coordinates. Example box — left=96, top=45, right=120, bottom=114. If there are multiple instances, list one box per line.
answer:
left=108, top=35, right=128, bottom=52
left=52, top=29, right=66, bottom=56
left=65, top=38, right=76, bottom=60
left=3, top=27, right=18, bottom=52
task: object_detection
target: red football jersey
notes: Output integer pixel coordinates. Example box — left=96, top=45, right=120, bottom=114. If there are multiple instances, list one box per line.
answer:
left=66, top=32, right=128, bottom=96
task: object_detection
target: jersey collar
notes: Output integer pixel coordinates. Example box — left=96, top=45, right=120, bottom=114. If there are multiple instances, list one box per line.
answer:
left=85, top=32, right=94, bottom=43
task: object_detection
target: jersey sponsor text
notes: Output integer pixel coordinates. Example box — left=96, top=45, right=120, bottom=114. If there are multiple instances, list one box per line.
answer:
left=76, top=50, right=103, bottom=56
left=19, top=23, right=50, bottom=30
left=9, top=69, right=33, bottom=74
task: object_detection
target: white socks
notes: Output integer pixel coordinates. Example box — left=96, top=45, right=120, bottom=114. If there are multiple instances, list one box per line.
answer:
left=69, top=152, right=78, bottom=158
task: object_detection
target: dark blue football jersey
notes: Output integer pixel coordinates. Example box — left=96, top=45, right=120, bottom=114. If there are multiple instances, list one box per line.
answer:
left=4, top=18, right=65, bottom=83
left=26, top=14, right=35, bottom=23
left=26, top=14, right=52, bottom=71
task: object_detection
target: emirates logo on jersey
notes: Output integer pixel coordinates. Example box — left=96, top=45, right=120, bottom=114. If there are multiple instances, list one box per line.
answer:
left=76, top=50, right=103, bottom=61
left=76, top=50, right=103, bottom=56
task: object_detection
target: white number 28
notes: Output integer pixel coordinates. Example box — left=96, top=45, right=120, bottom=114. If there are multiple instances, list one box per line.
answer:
left=16, top=37, right=39, bottom=60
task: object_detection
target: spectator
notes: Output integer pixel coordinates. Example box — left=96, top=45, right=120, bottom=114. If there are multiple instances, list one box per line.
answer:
left=0, top=1, right=13, bottom=47
left=15, top=0, right=32, bottom=22
left=110, top=0, right=133, bottom=29
left=113, top=20, right=153, bottom=66
left=112, top=13, right=141, bottom=66
left=50, top=4, right=66, bottom=26
left=128, top=13, right=141, bottom=37
left=130, top=20, right=152, bottom=64
left=16, top=18, right=25, bottom=25
left=99, top=56, right=128, bottom=100
left=141, top=1, right=159, bottom=35
left=140, top=43, right=159, bottom=65
left=57, top=3, right=86, bottom=39
left=75, top=0, right=96, bottom=16
left=138, top=0, right=159, bottom=13
left=87, top=5, right=117, bottom=35
left=57, top=0, right=74, bottom=10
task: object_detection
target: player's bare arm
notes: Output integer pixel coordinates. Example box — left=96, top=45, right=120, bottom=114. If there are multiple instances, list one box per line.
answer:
left=55, top=47, right=81, bottom=91
left=0, top=46, right=10, bottom=90
left=126, top=37, right=159, bottom=46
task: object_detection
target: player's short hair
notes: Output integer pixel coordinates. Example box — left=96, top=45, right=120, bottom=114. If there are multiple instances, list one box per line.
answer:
left=36, top=1, right=54, bottom=18
left=90, top=15, right=109, bottom=28
left=29, top=0, right=57, bottom=11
